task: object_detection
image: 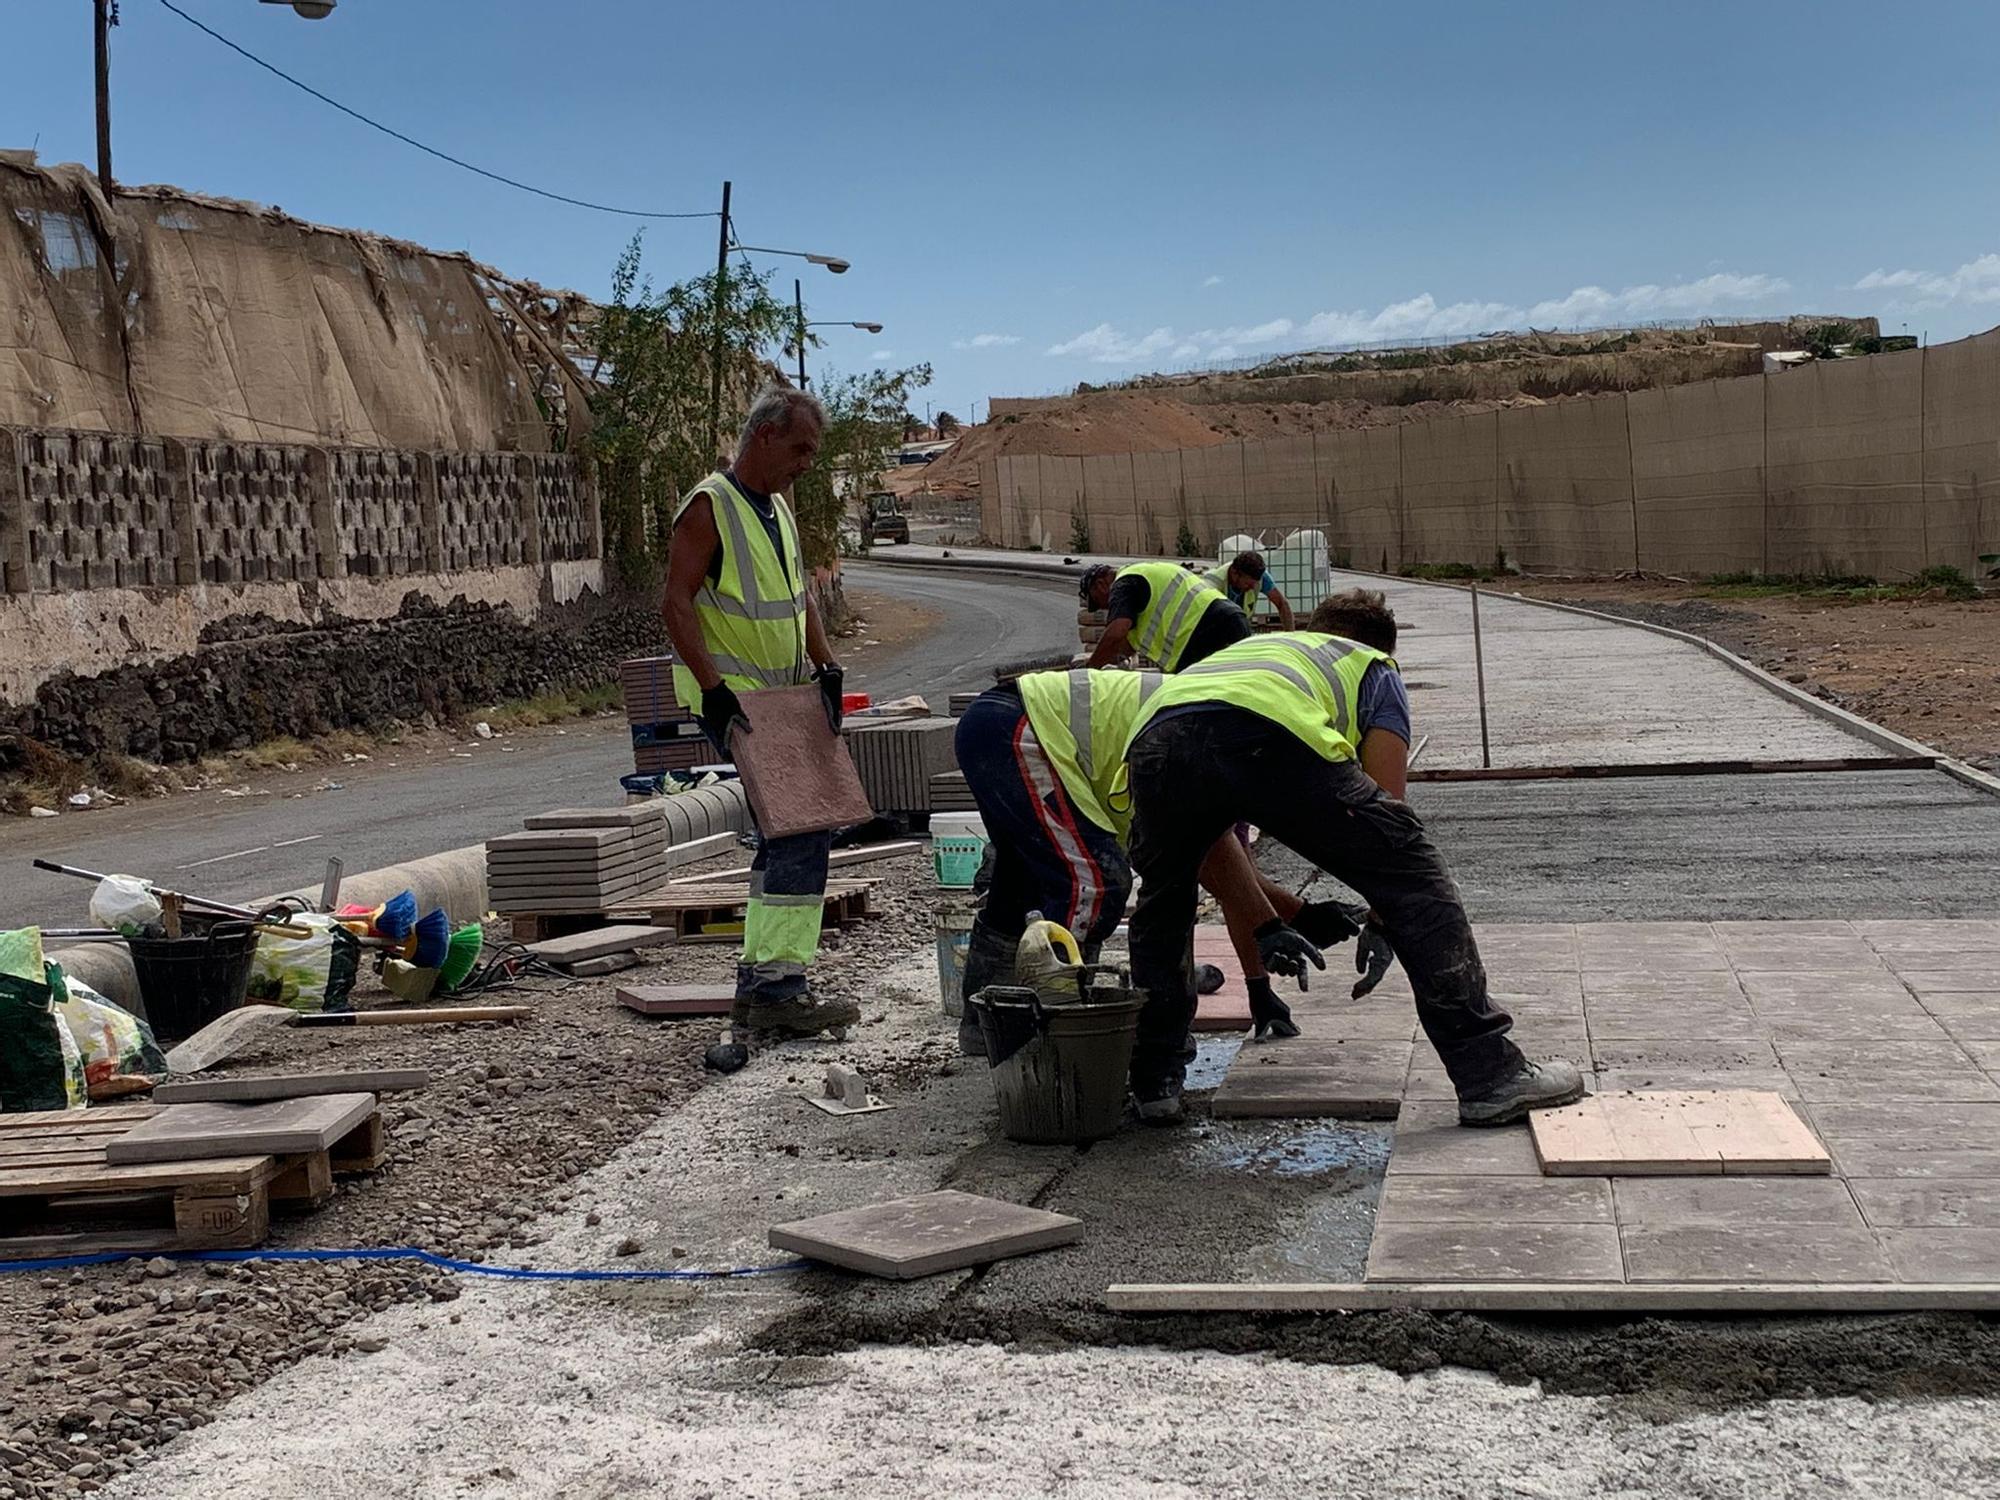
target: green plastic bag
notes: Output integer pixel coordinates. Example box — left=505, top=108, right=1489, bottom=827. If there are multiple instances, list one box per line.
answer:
left=0, top=929, right=87, bottom=1113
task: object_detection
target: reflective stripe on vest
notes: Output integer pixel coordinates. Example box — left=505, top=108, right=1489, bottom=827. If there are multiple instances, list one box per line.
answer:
left=1121, top=562, right=1220, bottom=671
left=669, top=472, right=808, bottom=704
left=1015, top=668, right=1164, bottom=837
left=1140, top=631, right=1395, bottom=763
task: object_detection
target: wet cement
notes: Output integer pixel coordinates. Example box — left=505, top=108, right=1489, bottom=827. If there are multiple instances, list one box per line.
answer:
left=755, top=768, right=2000, bottom=1399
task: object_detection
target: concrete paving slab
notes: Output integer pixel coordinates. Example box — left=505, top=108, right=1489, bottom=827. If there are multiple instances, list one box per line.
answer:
left=768, top=1189, right=1082, bottom=1280
left=1582, top=1003, right=1769, bottom=1042
left=1385, top=1102, right=1541, bottom=1177
left=1850, top=1179, right=2000, bottom=1229
left=1213, top=1067, right=1404, bottom=1121
left=616, top=984, right=735, bottom=1017
left=525, top=926, right=678, bottom=962
left=1791, top=1070, right=2000, bottom=1104
left=1806, top=1101, right=2000, bottom=1142
left=1909, top=991, right=2000, bottom=1018
left=151, top=1069, right=427, bottom=1104
left=1366, top=1222, right=1624, bottom=1282
left=1227, top=1039, right=1413, bottom=1072
left=1530, top=1090, right=1829, bottom=1176
left=1621, top=1226, right=1893, bottom=1284
left=1375, top=1175, right=1614, bottom=1225
left=521, top=804, right=667, bottom=829
left=1590, top=1039, right=1782, bottom=1070
left=1777, top=1039, right=1984, bottom=1079
left=1740, top=971, right=1915, bottom=1005
left=1878, top=1230, right=2000, bottom=1284
left=1831, top=1140, right=2000, bottom=1180
left=1611, top=1176, right=1863, bottom=1228
left=1593, top=1068, right=1801, bottom=1098
left=1900, top=973, right=2000, bottom=998
left=105, top=1092, right=375, bottom=1164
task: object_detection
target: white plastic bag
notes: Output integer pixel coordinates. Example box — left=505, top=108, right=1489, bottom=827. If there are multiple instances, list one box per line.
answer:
left=88, top=875, right=162, bottom=936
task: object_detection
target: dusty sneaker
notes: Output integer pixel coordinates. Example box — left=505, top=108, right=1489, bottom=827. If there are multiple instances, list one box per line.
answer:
left=1457, top=1057, right=1587, bottom=1127
left=1131, top=1076, right=1186, bottom=1127
left=739, top=992, right=862, bottom=1039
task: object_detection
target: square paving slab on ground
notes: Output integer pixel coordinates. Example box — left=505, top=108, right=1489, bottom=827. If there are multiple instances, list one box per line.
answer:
left=1530, top=1090, right=1831, bottom=1176
left=105, top=1093, right=376, bottom=1164
left=768, top=1189, right=1082, bottom=1280
left=617, top=984, right=735, bottom=1017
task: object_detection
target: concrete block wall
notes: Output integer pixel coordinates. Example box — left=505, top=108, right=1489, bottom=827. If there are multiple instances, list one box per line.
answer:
left=0, top=424, right=599, bottom=596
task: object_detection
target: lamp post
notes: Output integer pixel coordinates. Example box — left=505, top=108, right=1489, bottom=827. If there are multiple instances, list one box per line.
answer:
left=707, top=200, right=852, bottom=444
left=790, top=279, right=882, bottom=390
left=94, top=0, right=335, bottom=193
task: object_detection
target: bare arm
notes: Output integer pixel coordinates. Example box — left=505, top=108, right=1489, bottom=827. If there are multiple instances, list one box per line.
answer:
left=663, top=494, right=723, bottom=692
left=1360, top=727, right=1409, bottom=801
left=1086, top=616, right=1135, bottom=668
left=804, top=587, right=837, bottom=671
left=1268, top=586, right=1294, bottom=631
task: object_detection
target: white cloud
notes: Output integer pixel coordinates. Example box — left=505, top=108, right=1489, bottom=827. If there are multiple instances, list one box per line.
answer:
left=870, top=349, right=896, bottom=362
left=1042, top=270, right=1794, bottom=368
left=1202, top=274, right=1225, bottom=287
left=951, top=332, right=1022, bottom=349
left=1853, top=254, right=2000, bottom=306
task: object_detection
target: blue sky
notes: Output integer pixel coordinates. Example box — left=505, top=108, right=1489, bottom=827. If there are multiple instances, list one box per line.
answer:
left=9, top=1, right=2000, bottom=420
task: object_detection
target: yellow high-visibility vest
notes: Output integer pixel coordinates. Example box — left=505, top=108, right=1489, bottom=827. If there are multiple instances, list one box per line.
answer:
left=669, top=471, right=809, bottom=707
left=1118, top=562, right=1222, bottom=671
left=1127, top=631, right=1395, bottom=764
left=1015, top=668, right=1166, bottom=838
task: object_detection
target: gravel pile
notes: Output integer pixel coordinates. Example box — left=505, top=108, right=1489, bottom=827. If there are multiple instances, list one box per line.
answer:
left=0, top=844, right=935, bottom=1498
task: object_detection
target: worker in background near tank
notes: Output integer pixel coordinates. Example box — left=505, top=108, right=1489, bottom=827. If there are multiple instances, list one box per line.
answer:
left=1202, top=548, right=1295, bottom=630
left=1117, top=588, right=1588, bottom=1127
left=662, top=386, right=858, bottom=1042
left=1079, top=561, right=1250, bottom=672
left=951, top=666, right=1373, bottom=1055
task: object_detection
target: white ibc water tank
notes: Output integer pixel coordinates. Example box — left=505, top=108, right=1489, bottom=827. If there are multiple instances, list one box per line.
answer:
left=1269, top=528, right=1333, bottom=611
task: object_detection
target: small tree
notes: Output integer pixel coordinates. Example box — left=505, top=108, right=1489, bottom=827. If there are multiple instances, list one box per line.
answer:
left=1175, top=518, right=1201, bottom=558
left=1070, top=508, right=1091, bottom=552
left=793, top=363, right=934, bottom=572
left=935, top=410, right=960, bottom=435
left=585, top=233, right=790, bottom=586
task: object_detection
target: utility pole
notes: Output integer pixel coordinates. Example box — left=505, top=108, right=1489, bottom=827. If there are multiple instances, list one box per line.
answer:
left=708, top=180, right=731, bottom=459
left=93, top=0, right=115, bottom=191
left=794, top=278, right=808, bottom=390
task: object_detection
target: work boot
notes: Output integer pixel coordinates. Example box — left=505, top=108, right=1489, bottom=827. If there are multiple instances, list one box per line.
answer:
left=1131, top=1073, right=1186, bottom=1127
left=957, top=921, right=1020, bottom=1060
left=1456, top=1057, right=1588, bottom=1128
left=737, top=991, right=862, bottom=1039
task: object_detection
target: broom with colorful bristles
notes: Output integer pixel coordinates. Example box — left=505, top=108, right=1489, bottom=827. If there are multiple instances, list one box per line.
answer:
left=438, top=923, right=483, bottom=991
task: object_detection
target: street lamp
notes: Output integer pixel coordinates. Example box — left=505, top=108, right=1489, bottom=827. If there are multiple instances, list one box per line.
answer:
left=736, top=246, right=851, bottom=275
left=94, top=0, right=333, bottom=192
left=789, top=278, right=882, bottom=387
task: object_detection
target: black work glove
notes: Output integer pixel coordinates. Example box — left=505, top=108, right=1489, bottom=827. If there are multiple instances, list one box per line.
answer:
left=1292, top=898, right=1363, bottom=949
left=1245, top=974, right=1301, bottom=1041
left=1352, top=920, right=1396, bottom=999
left=1253, top=918, right=1325, bottom=992
left=698, top=682, right=751, bottom=750
left=814, top=663, right=845, bottom=734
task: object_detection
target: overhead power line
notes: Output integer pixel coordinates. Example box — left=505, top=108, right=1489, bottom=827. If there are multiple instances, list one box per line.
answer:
left=155, top=0, right=718, bottom=221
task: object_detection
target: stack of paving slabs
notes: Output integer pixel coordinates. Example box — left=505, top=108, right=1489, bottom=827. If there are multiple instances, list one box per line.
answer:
left=845, top=717, right=960, bottom=814
left=947, top=691, right=979, bottom=718
left=486, top=803, right=670, bottom=915
left=621, top=655, right=711, bottom=776
left=928, top=770, right=979, bottom=812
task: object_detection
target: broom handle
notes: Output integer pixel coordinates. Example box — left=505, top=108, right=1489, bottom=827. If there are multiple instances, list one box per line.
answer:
left=30, top=860, right=264, bottom=921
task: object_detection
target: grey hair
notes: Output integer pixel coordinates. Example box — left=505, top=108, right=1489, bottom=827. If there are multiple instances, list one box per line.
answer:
left=736, top=386, right=825, bottom=454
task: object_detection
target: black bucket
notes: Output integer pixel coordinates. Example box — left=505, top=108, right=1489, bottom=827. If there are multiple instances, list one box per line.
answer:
left=125, top=912, right=262, bottom=1045
left=976, top=978, right=1143, bottom=1145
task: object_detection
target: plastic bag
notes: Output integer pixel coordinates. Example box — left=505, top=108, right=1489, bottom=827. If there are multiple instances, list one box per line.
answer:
left=0, top=930, right=88, bottom=1113
left=247, top=913, right=361, bottom=1013
left=55, top=973, right=167, bottom=1098
left=88, top=875, right=162, bottom=937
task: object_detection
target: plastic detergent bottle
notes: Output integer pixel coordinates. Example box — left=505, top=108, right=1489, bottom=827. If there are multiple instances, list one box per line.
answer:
left=1015, top=912, right=1083, bottom=1002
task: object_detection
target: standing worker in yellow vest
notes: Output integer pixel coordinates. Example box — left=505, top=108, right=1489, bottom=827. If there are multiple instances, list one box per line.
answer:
left=663, top=387, right=860, bottom=1049
left=1079, top=561, right=1251, bottom=672
left=1119, top=592, right=1587, bottom=1127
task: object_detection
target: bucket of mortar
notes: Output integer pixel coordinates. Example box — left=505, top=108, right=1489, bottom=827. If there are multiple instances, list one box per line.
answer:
left=935, top=901, right=975, bottom=1016
left=125, top=912, right=261, bottom=1045
left=978, top=973, right=1143, bottom=1145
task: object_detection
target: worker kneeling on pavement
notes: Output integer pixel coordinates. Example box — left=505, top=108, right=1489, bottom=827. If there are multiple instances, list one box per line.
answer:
left=1080, top=560, right=1250, bottom=672
left=1119, top=588, right=1587, bottom=1127
left=951, top=666, right=1372, bottom=1054
left=662, top=386, right=858, bottom=1042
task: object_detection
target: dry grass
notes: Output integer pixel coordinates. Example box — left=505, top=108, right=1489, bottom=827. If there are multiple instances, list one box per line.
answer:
left=480, top=682, right=623, bottom=731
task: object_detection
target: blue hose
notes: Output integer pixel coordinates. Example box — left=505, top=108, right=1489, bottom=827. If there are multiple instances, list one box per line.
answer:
left=0, top=1245, right=811, bottom=1280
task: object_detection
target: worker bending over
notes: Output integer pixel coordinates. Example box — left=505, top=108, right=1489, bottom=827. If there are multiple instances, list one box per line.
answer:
left=1203, top=548, right=1295, bottom=630
left=951, top=667, right=1368, bottom=1055
left=1080, top=561, right=1250, bottom=672
left=663, top=387, right=858, bottom=1041
left=1119, top=589, right=1587, bottom=1127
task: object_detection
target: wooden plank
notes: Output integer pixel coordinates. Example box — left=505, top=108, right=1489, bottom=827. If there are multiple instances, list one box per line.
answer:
left=668, top=841, right=921, bottom=887
left=153, top=1070, right=429, bottom=1105
left=106, top=1094, right=377, bottom=1166
left=0, top=1105, right=159, bottom=1131
left=1410, top=755, right=1932, bottom=785
left=0, top=1153, right=274, bottom=1198
left=1103, top=1281, right=2000, bottom=1314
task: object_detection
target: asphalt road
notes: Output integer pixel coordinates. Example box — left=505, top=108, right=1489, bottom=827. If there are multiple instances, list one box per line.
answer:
left=0, top=563, right=1077, bottom=928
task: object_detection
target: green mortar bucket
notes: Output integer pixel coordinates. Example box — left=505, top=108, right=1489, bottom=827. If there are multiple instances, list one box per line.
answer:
left=977, top=971, right=1143, bottom=1145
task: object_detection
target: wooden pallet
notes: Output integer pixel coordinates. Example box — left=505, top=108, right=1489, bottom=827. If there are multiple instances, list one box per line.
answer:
left=506, top=878, right=876, bottom=946
left=0, top=1104, right=384, bottom=1259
